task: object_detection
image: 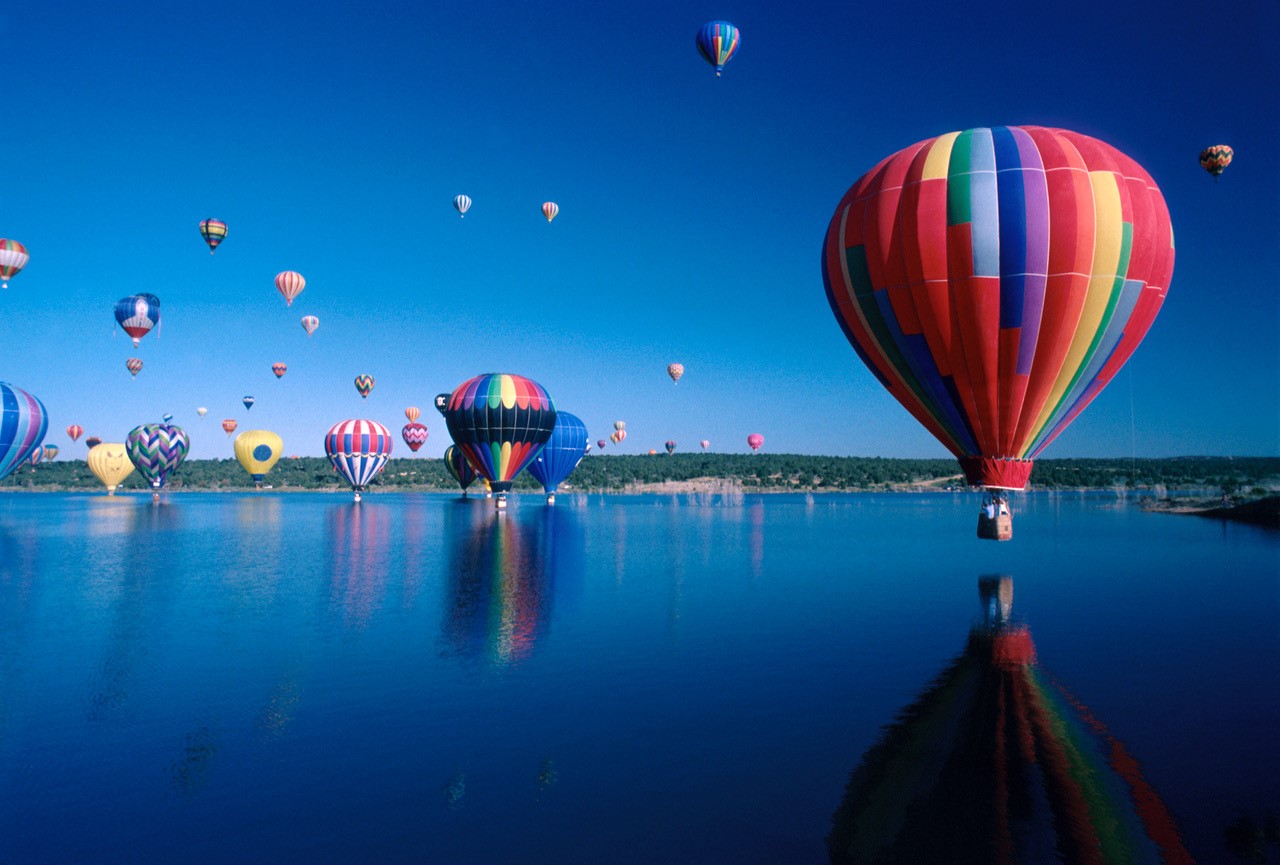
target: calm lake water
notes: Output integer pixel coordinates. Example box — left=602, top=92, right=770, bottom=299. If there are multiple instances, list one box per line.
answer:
left=0, top=491, right=1275, bottom=864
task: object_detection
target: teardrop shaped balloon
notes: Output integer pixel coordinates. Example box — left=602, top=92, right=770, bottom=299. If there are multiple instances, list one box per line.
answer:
left=1199, top=144, right=1232, bottom=179
left=0, top=239, right=30, bottom=289
left=67, top=424, right=84, bottom=442
left=444, top=444, right=477, bottom=492
left=528, top=411, right=588, bottom=497
left=126, top=423, right=190, bottom=490
left=114, top=294, right=160, bottom=347
left=401, top=422, right=428, bottom=452
left=199, top=218, right=227, bottom=254
left=275, top=271, right=305, bottom=306
left=85, top=435, right=102, bottom=448
left=197, top=407, right=208, bottom=418
left=667, top=363, right=684, bottom=384
left=405, top=406, right=421, bottom=423
left=821, top=126, right=1173, bottom=491
left=610, top=429, right=626, bottom=445
left=161, top=413, right=173, bottom=424
left=301, top=315, right=319, bottom=336
left=42, top=445, right=59, bottom=461
left=747, top=433, right=763, bottom=452
left=354, top=375, right=375, bottom=399
left=234, top=429, right=283, bottom=486
left=324, top=419, right=393, bottom=497
left=454, top=194, right=472, bottom=217
left=222, top=419, right=238, bottom=436
left=613, top=420, right=625, bottom=431
left=434, top=393, right=451, bottom=417
left=541, top=202, right=559, bottom=223
left=443, top=373, right=556, bottom=496
left=243, top=396, right=255, bottom=410
left=696, top=20, right=740, bottom=77
left=700, top=439, right=710, bottom=450
left=597, top=439, right=607, bottom=450
left=272, top=362, right=287, bottom=379
left=665, top=440, right=676, bottom=454
left=86, top=442, right=134, bottom=494
left=27, top=446, right=45, bottom=467
left=126, top=358, right=143, bottom=377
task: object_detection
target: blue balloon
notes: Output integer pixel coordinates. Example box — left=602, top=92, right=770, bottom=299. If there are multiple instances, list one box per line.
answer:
left=114, top=293, right=161, bottom=346
left=527, top=411, right=588, bottom=498
left=0, top=382, right=48, bottom=481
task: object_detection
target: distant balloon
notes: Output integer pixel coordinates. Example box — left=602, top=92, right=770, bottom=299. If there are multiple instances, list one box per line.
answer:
left=86, top=442, right=133, bottom=494
left=67, top=424, right=84, bottom=442
left=434, top=393, right=451, bottom=416
left=269, top=362, right=287, bottom=379
left=402, top=422, right=428, bottom=452
left=324, top=419, right=393, bottom=500
left=126, top=423, right=190, bottom=490
left=404, top=406, right=421, bottom=423
left=196, top=407, right=208, bottom=418
left=648, top=449, right=657, bottom=455
left=41, top=445, right=59, bottom=461
left=0, top=239, right=30, bottom=289
left=85, top=435, right=103, bottom=448
left=584, top=442, right=592, bottom=455
left=243, top=396, right=255, bottom=410
left=614, top=420, right=625, bottom=431
left=747, top=433, right=763, bottom=452
left=126, top=358, right=143, bottom=377
left=444, top=444, right=477, bottom=493
left=234, top=429, right=283, bottom=486
left=27, top=446, right=45, bottom=466
left=528, top=411, right=588, bottom=500
left=354, top=375, right=375, bottom=398
left=275, top=271, right=305, bottom=306
left=610, top=429, right=626, bottom=445
left=1199, top=144, right=1233, bottom=180
left=161, top=413, right=173, bottom=424
left=667, top=363, right=684, bottom=384
left=301, top=315, right=319, bottom=337
left=454, top=194, right=472, bottom=217
left=114, top=294, right=160, bottom=346
left=700, top=439, right=709, bottom=450
left=597, top=439, right=607, bottom=450
left=541, top=202, right=559, bottom=223
left=665, top=440, right=676, bottom=454
left=198, top=218, right=227, bottom=254
left=222, top=419, right=238, bottom=436
left=443, top=373, right=556, bottom=502
left=696, top=20, right=740, bottom=77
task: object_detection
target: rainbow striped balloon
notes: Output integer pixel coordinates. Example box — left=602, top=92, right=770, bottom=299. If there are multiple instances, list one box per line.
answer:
left=444, top=444, right=477, bottom=492
left=822, top=126, right=1173, bottom=490
left=1199, top=144, right=1233, bottom=179
left=444, top=373, right=556, bottom=494
left=126, top=423, right=190, bottom=489
left=199, top=218, right=227, bottom=254
left=325, top=419, right=393, bottom=492
left=0, top=239, right=30, bottom=288
left=696, top=20, right=740, bottom=77
left=354, top=374, right=375, bottom=399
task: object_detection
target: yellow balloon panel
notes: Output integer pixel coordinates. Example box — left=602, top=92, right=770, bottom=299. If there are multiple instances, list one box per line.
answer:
left=87, top=443, right=134, bottom=493
left=234, top=430, right=283, bottom=482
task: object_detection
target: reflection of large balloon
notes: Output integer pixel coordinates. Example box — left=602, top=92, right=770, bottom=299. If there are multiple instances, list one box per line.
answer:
left=324, top=419, right=393, bottom=501
left=234, top=429, right=283, bottom=486
left=1199, top=145, right=1233, bottom=179
left=198, top=218, right=227, bottom=254
left=274, top=271, right=305, bottom=306
left=528, top=411, right=588, bottom=503
left=354, top=375, right=374, bottom=399
left=86, top=442, right=134, bottom=494
left=747, top=433, right=763, bottom=451
left=126, top=358, right=143, bottom=377
left=667, top=363, right=684, bottom=384
left=454, top=194, right=471, bottom=217
left=444, top=444, right=477, bottom=493
left=272, top=362, right=287, bottom=379
left=822, top=126, right=1173, bottom=492
left=541, top=202, right=559, bottom=223
left=696, top=20, right=740, bottom=77
left=114, top=294, right=160, bottom=347
left=443, top=373, right=556, bottom=506
left=67, top=424, right=84, bottom=442
left=0, top=239, right=30, bottom=288
left=402, top=422, right=428, bottom=452
left=222, top=419, right=238, bottom=436
left=301, top=315, right=319, bottom=336
left=126, top=423, right=190, bottom=490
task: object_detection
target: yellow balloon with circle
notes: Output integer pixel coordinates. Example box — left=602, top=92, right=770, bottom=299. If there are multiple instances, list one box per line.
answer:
left=234, top=430, right=283, bottom=487
left=87, top=443, right=135, bottom=495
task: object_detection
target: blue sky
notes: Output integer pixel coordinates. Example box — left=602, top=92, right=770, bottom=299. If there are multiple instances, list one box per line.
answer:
left=2, top=0, right=1276, bottom=460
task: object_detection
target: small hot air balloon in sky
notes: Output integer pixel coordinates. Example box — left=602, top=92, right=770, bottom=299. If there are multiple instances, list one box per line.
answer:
left=275, top=271, right=305, bottom=306
left=1199, top=144, right=1233, bottom=180
left=197, top=407, right=208, bottom=418
left=444, top=444, right=478, bottom=495
left=597, top=439, right=607, bottom=450
left=301, top=315, right=319, bottom=337
left=126, top=358, right=143, bottom=377
left=27, top=446, right=46, bottom=467
left=614, top=420, right=625, bottom=431
left=161, top=413, right=173, bottom=424
left=126, top=423, right=190, bottom=492
left=243, top=396, right=255, bottom=411
left=747, top=433, right=763, bottom=452
left=67, top=424, right=83, bottom=442
left=199, top=219, right=227, bottom=254
left=325, top=418, right=393, bottom=502
left=87, top=442, right=133, bottom=494
left=434, top=393, right=451, bottom=416
left=648, top=449, right=657, bottom=456
left=234, top=429, right=283, bottom=487
left=222, top=419, right=238, bottom=436
left=0, top=239, right=30, bottom=288
left=528, top=411, right=588, bottom=504
left=354, top=375, right=375, bottom=398
left=541, top=202, right=559, bottom=223
left=85, top=435, right=102, bottom=448
left=700, top=439, right=710, bottom=450
left=115, top=294, right=160, bottom=346
left=402, top=422, right=428, bottom=452
left=696, top=20, right=740, bottom=77
left=41, top=445, right=59, bottom=462
left=610, top=429, right=626, bottom=445
left=667, top=363, right=684, bottom=384
left=405, top=406, right=421, bottom=423
left=272, top=362, right=287, bottom=379
left=454, top=195, right=472, bottom=217
left=443, top=373, right=557, bottom=509
left=665, top=440, right=676, bottom=454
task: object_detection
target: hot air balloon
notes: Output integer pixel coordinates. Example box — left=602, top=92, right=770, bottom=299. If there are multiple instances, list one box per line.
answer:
left=821, top=126, right=1173, bottom=535
left=667, top=363, right=684, bottom=384
left=443, top=373, right=557, bottom=509
left=222, top=419, right=238, bottom=436
left=126, top=423, right=190, bottom=492
left=700, top=439, right=709, bottom=450
left=86, top=442, right=134, bottom=494
left=272, top=363, right=287, bottom=379
left=275, top=271, right=305, bottom=306
left=597, top=439, right=607, bottom=450
left=665, top=440, right=676, bottom=454
left=354, top=375, right=374, bottom=399
left=747, top=433, right=763, bottom=452
left=234, top=429, right=283, bottom=487
left=528, top=411, right=588, bottom=504
left=27, top=446, right=45, bottom=467
left=114, top=294, right=160, bottom=346
left=614, top=420, right=625, bottom=431
left=243, top=396, right=255, bottom=410
left=85, top=435, right=102, bottom=449
left=0, top=239, right=30, bottom=288
left=301, top=315, right=319, bottom=337
left=1199, top=144, right=1233, bottom=180
left=41, top=445, right=59, bottom=461
left=324, top=419, right=393, bottom=502
left=405, top=406, right=421, bottom=423
left=647, top=449, right=657, bottom=455
left=199, top=218, right=227, bottom=254
left=454, top=194, right=472, bottom=217
left=402, top=422, right=428, bottom=452
left=197, top=407, right=208, bottom=418
left=434, top=393, right=451, bottom=417
left=696, top=20, right=740, bottom=77
left=161, top=413, right=173, bottom=424
left=67, top=424, right=83, bottom=442
left=541, top=202, right=559, bottom=223
left=444, top=444, right=478, bottom=495
left=126, top=358, right=143, bottom=377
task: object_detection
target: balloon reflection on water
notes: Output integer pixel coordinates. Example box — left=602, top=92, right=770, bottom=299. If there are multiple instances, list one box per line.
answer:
left=325, top=502, right=391, bottom=627
left=828, top=576, right=1193, bottom=865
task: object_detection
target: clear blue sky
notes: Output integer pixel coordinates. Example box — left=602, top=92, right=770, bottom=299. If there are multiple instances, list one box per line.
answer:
left=2, top=0, right=1276, bottom=460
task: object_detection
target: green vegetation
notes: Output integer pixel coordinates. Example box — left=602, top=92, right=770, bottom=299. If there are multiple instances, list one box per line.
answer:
left=4, top=454, right=1277, bottom=494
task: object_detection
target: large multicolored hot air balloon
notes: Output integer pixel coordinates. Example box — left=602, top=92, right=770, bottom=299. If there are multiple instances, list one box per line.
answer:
left=541, top=202, right=559, bottom=223
left=199, top=219, right=227, bottom=254
left=667, top=363, right=684, bottom=384
left=354, top=375, right=374, bottom=399
left=272, top=363, right=287, bottom=379
left=222, top=419, right=238, bottom=436
left=822, top=126, right=1173, bottom=497
left=747, top=433, right=763, bottom=452
left=86, top=442, right=133, bottom=494
left=125, top=358, right=143, bottom=377
left=115, top=294, right=160, bottom=346
left=404, top=406, right=421, bottom=423
left=454, top=195, right=472, bottom=217
left=696, top=20, right=740, bottom=77
left=325, top=419, right=393, bottom=502
left=67, top=424, right=83, bottom=442
left=275, top=271, right=305, bottom=306
left=444, top=444, right=478, bottom=494
left=0, top=239, right=30, bottom=288
left=402, top=422, right=428, bottom=452
left=234, top=429, right=283, bottom=487
left=243, top=396, right=255, bottom=411
left=527, top=411, right=588, bottom=503
left=301, top=315, right=319, bottom=337
left=126, top=423, right=190, bottom=491
left=1199, top=144, right=1233, bottom=180
left=443, top=373, right=557, bottom=508
left=665, top=440, right=676, bottom=454
left=434, top=393, right=451, bottom=417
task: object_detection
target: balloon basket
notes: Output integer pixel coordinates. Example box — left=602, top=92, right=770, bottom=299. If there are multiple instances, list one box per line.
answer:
left=495, top=495, right=507, bottom=510
left=353, top=490, right=363, bottom=503
left=546, top=493, right=556, bottom=505
left=977, top=512, right=1013, bottom=542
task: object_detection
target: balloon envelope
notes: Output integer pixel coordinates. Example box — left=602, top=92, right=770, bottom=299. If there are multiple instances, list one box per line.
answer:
left=747, top=433, right=763, bottom=451
left=696, top=20, right=740, bottom=76
left=444, top=444, right=477, bottom=492
left=527, top=411, right=588, bottom=495
left=243, top=396, right=255, bottom=410
left=325, top=419, right=393, bottom=491
left=402, top=422, right=428, bottom=452
left=597, top=439, right=607, bottom=450
left=443, top=373, right=556, bottom=494
left=67, top=424, right=84, bottom=442
left=41, top=445, right=59, bottom=461
left=354, top=375, right=374, bottom=398
left=667, top=363, right=684, bottom=383
left=665, top=440, right=676, bottom=454
left=301, top=315, right=319, bottom=336
left=86, top=442, right=134, bottom=493
left=0, top=239, right=30, bottom=288
left=433, top=393, right=450, bottom=417
left=126, top=423, right=190, bottom=489
left=222, top=419, right=238, bottom=436
left=454, top=194, right=472, bottom=216
left=196, top=407, right=208, bottom=418
left=0, top=382, right=48, bottom=481
left=541, top=202, right=559, bottom=223
left=126, top=358, right=143, bottom=377
left=272, top=363, right=287, bottom=379
left=85, top=436, right=102, bottom=448
left=275, top=271, right=305, bottom=306
left=199, top=218, right=227, bottom=253
left=1199, top=144, right=1233, bottom=177
left=700, top=439, right=710, bottom=450
left=234, top=429, right=283, bottom=483
left=114, top=294, right=160, bottom=346
left=405, top=406, right=421, bottom=423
